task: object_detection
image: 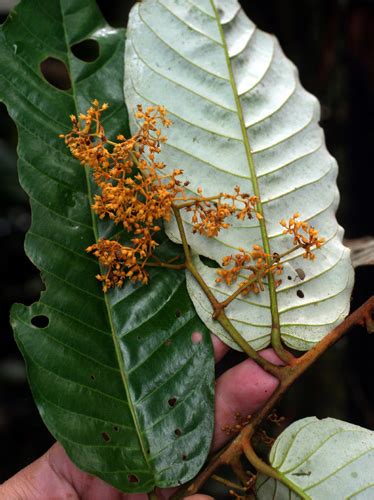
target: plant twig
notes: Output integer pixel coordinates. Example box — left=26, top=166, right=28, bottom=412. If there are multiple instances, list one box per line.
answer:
left=211, top=474, right=247, bottom=492
left=230, top=455, right=250, bottom=487
left=144, top=261, right=186, bottom=270
left=172, top=205, right=287, bottom=377
left=215, top=310, right=284, bottom=379
left=172, top=205, right=221, bottom=309
left=173, top=194, right=222, bottom=208
left=242, top=439, right=310, bottom=499
left=172, top=296, right=374, bottom=498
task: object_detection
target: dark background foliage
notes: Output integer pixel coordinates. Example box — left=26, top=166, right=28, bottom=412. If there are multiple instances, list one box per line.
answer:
left=0, top=0, right=373, bottom=490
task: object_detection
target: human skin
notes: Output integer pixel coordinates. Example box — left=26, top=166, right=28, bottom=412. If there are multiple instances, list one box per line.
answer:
left=0, top=336, right=282, bottom=500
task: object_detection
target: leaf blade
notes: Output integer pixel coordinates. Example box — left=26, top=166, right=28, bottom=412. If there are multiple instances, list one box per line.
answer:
left=124, top=0, right=354, bottom=351
left=3, top=0, right=214, bottom=491
left=256, top=417, right=374, bottom=500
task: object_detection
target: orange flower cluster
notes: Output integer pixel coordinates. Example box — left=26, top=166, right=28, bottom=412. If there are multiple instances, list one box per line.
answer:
left=61, top=101, right=182, bottom=290
left=184, top=186, right=258, bottom=238
left=61, top=101, right=323, bottom=296
left=61, top=101, right=268, bottom=292
left=86, top=239, right=149, bottom=291
left=280, top=213, right=325, bottom=259
left=214, top=212, right=324, bottom=298
left=215, top=245, right=283, bottom=295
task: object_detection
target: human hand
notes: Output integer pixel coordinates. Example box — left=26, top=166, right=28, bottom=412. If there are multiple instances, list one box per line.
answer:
left=0, top=335, right=282, bottom=499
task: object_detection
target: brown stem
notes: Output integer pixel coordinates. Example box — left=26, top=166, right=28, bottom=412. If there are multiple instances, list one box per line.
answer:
left=172, top=296, right=374, bottom=498
left=144, top=261, right=186, bottom=270
left=230, top=455, right=250, bottom=487
left=173, top=195, right=222, bottom=208
left=276, top=243, right=303, bottom=260
left=171, top=185, right=374, bottom=496
left=211, top=474, right=246, bottom=492
left=217, top=272, right=259, bottom=311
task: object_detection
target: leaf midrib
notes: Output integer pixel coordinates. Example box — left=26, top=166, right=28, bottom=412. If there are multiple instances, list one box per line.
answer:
left=58, top=0, right=151, bottom=472
left=210, top=0, right=280, bottom=333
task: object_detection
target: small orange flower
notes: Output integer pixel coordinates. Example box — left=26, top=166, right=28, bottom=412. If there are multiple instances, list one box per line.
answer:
left=61, top=101, right=182, bottom=290
left=215, top=244, right=283, bottom=296
left=280, top=213, right=325, bottom=259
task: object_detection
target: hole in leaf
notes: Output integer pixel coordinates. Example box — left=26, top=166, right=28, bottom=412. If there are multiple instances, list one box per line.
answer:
left=31, top=315, right=49, bottom=328
left=296, top=290, right=305, bottom=298
left=182, top=454, right=187, bottom=461
left=174, top=428, right=182, bottom=437
left=175, top=309, right=181, bottom=318
left=127, top=474, right=139, bottom=483
left=113, top=426, right=119, bottom=432
left=191, top=332, right=203, bottom=344
left=287, top=275, right=292, bottom=280
left=40, top=57, right=71, bottom=90
left=90, top=374, right=96, bottom=381
left=71, top=39, right=100, bottom=62
left=200, top=255, right=220, bottom=268
left=168, top=397, right=177, bottom=407
left=101, top=432, right=110, bottom=442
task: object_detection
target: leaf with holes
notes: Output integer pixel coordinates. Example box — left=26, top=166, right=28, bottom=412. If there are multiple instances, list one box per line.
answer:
left=124, top=0, right=354, bottom=351
left=2, top=0, right=214, bottom=492
left=255, top=417, right=374, bottom=499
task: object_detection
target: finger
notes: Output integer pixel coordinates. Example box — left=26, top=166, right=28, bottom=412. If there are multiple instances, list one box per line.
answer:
left=211, top=333, right=230, bottom=363
left=212, top=348, right=283, bottom=451
left=0, top=443, right=96, bottom=500
left=191, top=332, right=230, bottom=364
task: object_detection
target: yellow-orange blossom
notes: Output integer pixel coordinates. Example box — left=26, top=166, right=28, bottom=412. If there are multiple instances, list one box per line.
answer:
left=60, top=101, right=324, bottom=294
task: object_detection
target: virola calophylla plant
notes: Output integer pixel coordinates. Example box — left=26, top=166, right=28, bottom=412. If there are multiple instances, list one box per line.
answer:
left=59, top=101, right=372, bottom=500
left=4, top=0, right=374, bottom=497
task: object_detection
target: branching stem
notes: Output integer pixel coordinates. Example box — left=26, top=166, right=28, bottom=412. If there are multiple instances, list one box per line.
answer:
left=242, top=439, right=310, bottom=499
left=211, top=474, right=247, bottom=492
left=217, top=244, right=303, bottom=313
left=215, top=310, right=284, bottom=378
left=172, top=205, right=221, bottom=309
left=170, top=196, right=374, bottom=498
left=230, top=455, right=251, bottom=487
left=173, top=195, right=222, bottom=208
left=144, top=261, right=186, bottom=270
left=172, top=204, right=283, bottom=377
left=171, top=296, right=374, bottom=498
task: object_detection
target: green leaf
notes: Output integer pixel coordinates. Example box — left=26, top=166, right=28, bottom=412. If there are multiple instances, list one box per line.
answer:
left=2, top=0, right=214, bottom=492
left=124, top=0, right=354, bottom=351
left=255, top=417, right=374, bottom=499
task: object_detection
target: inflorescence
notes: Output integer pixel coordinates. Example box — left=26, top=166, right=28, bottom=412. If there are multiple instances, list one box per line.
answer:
left=61, top=100, right=324, bottom=295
